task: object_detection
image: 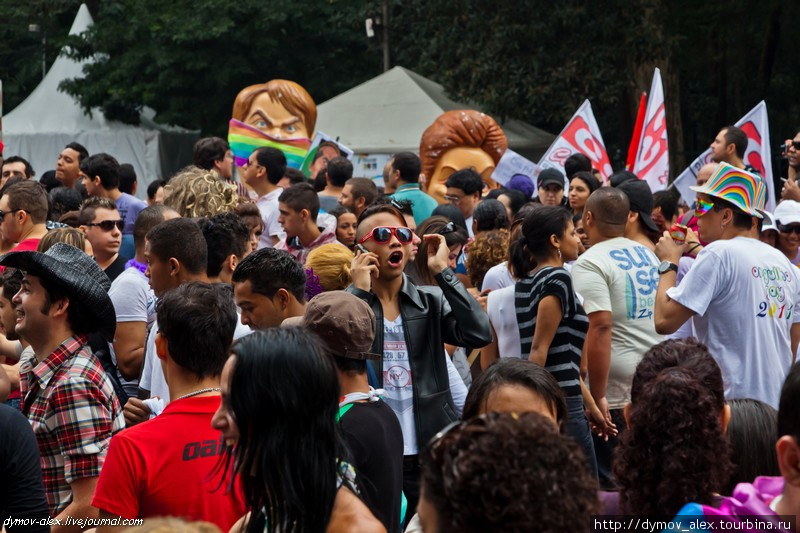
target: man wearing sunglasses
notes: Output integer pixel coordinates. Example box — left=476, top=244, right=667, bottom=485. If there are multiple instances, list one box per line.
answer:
left=79, top=197, right=128, bottom=282
left=0, top=181, right=49, bottom=255
left=348, top=203, right=491, bottom=523
left=654, top=163, right=800, bottom=409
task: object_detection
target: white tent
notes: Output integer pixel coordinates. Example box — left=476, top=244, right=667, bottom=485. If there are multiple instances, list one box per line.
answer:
left=316, top=66, right=554, bottom=160
left=1, top=4, right=198, bottom=198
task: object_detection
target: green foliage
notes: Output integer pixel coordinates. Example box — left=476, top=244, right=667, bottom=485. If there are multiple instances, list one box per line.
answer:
left=392, top=0, right=799, bottom=171
left=392, top=0, right=666, bottom=161
left=0, top=0, right=87, bottom=115
left=58, top=0, right=382, bottom=134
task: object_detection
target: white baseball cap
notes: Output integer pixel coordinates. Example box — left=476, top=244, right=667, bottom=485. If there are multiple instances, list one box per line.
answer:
left=774, top=200, right=800, bottom=226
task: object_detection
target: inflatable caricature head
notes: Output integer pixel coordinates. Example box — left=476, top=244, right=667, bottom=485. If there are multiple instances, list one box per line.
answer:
left=229, top=80, right=317, bottom=169
left=232, top=80, right=316, bottom=139
left=420, top=110, right=508, bottom=204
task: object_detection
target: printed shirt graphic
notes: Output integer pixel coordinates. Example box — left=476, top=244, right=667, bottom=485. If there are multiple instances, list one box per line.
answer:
left=571, top=237, right=663, bottom=409
left=92, top=396, right=246, bottom=529
left=381, top=316, right=418, bottom=455
left=668, top=237, right=800, bottom=408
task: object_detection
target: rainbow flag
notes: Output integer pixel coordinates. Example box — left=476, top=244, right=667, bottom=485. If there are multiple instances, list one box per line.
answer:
left=228, top=119, right=311, bottom=169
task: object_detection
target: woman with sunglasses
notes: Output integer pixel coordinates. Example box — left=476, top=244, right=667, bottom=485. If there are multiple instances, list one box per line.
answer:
left=348, top=203, right=491, bottom=524
left=408, top=217, right=468, bottom=286
left=773, top=200, right=800, bottom=266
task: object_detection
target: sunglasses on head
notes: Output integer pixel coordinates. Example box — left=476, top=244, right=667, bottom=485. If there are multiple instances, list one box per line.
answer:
left=695, top=199, right=715, bottom=217
left=437, top=221, right=456, bottom=235
left=443, top=194, right=464, bottom=205
left=778, top=223, right=800, bottom=235
left=86, top=219, right=125, bottom=232
left=358, top=226, right=413, bottom=245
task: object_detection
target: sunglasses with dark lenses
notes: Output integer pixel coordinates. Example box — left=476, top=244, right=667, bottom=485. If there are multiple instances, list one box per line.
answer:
left=86, top=219, right=125, bottom=232
left=792, top=141, right=800, bottom=151
left=358, top=226, right=413, bottom=245
left=778, top=223, right=800, bottom=235
left=695, top=199, right=715, bottom=217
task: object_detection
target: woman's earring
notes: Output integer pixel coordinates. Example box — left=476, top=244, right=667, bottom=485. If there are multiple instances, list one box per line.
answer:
left=557, top=247, right=562, bottom=260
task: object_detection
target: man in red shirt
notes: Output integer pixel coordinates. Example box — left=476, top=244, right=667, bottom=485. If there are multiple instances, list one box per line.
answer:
left=0, top=180, right=49, bottom=252
left=93, top=282, right=246, bottom=532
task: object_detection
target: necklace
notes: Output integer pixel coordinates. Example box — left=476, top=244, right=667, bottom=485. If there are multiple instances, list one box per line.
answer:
left=174, top=387, right=220, bottom=401
left=339, top=388, right=384, bottom=407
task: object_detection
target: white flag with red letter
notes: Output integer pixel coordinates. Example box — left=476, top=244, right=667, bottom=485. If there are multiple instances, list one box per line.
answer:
left=537, top=100, right=613, bottom=185
left=632, top=68, right=669, bottom=191
left=673, top=101, right=774, bottom=210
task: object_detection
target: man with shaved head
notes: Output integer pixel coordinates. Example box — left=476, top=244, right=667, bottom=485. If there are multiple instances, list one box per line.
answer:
left=678, top=162, right=718, bottom=234
left=571, top=187, right=663, bottom=488
left=695, top=162, right=717, bottom=188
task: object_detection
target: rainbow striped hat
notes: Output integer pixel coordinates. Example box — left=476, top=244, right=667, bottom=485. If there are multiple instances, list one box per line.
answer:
left=690, top=162, right=765, bottom=218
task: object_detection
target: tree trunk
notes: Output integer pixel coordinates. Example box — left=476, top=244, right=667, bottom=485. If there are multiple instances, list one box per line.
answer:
left=758, top=3, right=781, bottom=96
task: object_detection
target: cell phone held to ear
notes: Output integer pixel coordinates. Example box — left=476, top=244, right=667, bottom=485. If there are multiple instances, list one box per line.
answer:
left=355, top=244, right=369, bottom=255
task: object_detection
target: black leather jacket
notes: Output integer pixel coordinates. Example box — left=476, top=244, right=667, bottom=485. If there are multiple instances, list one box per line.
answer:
left=347, top=267, right=492, bottom=449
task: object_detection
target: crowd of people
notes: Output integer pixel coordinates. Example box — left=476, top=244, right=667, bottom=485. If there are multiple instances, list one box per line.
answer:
left=2, top=123, right=800, bottom=533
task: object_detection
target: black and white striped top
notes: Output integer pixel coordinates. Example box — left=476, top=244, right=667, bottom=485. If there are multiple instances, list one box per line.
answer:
left=515, top=266, right=588, bottom=398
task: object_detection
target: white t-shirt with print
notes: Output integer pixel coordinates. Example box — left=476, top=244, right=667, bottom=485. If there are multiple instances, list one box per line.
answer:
left=381, top=316, right=466, bottom=456
left=668, top=236, right=800, bottom=408
left=571, top=237, right=663, bottom=409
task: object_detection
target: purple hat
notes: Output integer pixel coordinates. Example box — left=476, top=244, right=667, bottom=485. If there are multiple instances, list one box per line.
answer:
left=506, top=174, right=534, bottom=199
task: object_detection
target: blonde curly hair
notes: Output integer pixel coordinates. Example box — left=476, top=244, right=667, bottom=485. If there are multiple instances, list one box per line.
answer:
left=163, top=166, right=238, bottom=218
left=305, top=243, right=354, bottom=292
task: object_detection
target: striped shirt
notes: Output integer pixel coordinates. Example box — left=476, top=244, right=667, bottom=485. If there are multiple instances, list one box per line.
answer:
left=19, top=335, right=125, bottom=514
left=515, top=267, right=588, bottom=398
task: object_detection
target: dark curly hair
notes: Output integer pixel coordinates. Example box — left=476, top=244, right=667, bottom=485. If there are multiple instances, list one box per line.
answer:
left=421, top=412, right=598, bottom=533
left=613, top=338, right=732, bottom=516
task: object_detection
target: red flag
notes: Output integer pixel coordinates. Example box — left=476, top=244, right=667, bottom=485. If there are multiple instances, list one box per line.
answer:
left=626, top=92, right=647, bottom=171
left=537, top=100, right=613, bottom=182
